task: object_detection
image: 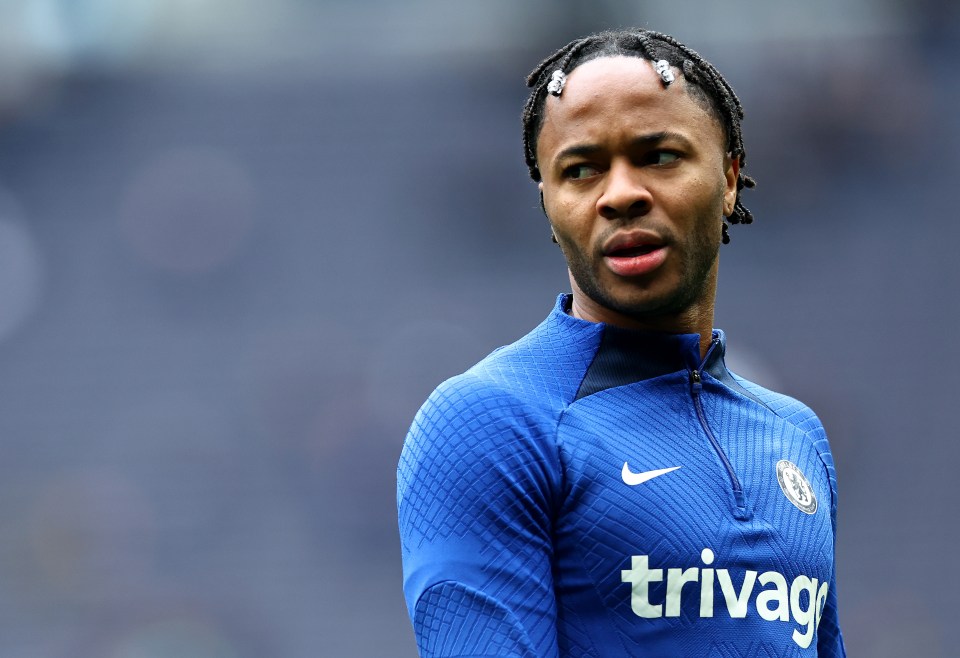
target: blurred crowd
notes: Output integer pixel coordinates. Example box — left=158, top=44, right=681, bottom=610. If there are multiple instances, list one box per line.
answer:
left=0, top=1, right=957, bottom=656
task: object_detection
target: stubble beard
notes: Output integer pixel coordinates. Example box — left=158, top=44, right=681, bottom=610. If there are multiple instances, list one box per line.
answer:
left=563, top=223, right=720, bottom=323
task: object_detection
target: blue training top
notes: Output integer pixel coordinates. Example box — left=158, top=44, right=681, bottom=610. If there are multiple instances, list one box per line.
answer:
left=398, top=295, right=846, bottom=658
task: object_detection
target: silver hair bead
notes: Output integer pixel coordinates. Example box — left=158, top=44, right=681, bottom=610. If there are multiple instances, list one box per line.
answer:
left=546, top=69, right=567, bottom=96
left=653, top=59, right=675, bottom=85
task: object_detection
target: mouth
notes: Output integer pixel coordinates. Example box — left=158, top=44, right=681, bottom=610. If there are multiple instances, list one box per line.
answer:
left=606, top=244, right=661, bottom=258
left=602, top=229, right=667, bottom=257
left=602, top=234, right=668, bottom=277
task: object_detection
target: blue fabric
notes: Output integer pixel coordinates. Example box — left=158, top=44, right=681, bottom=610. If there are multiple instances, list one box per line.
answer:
left=398, top=295, right=846, bottom=657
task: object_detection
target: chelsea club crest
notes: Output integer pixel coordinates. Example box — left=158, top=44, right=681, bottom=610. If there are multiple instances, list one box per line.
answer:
left=776, top=460, right=817, bottom=515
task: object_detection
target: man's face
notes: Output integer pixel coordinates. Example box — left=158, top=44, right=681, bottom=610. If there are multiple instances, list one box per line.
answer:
left=536, top=56, right=739, bottom=328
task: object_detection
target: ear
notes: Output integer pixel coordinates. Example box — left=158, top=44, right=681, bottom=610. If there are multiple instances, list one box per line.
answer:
left=722, top=154, right=740, bottom=217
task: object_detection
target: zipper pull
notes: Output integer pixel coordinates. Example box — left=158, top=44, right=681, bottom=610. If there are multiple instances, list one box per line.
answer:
left=690, top=369, right=702, bottom=389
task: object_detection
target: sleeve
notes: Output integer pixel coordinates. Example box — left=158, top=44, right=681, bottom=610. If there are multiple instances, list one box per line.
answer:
left=817, top=566, right=846, bottom=657
left=813, top=422, right=847, bottom=657
left=397, top=375, right=562, bottom=658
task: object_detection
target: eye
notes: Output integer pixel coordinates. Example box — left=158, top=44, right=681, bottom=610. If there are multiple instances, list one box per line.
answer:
left=563, top=163, right=601, bottom=180
left=650, top=151, right=680, bottom=166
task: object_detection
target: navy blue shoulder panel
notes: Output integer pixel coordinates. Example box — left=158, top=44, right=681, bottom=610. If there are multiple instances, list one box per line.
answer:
left=705, top=358, right=765, bottom=406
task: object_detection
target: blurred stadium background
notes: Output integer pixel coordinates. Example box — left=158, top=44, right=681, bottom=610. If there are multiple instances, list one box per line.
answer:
left=0, top=0, right=957, bottom=655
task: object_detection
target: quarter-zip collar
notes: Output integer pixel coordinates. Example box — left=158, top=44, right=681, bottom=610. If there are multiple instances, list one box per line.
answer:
left=548, top=294, right=728, bottom=401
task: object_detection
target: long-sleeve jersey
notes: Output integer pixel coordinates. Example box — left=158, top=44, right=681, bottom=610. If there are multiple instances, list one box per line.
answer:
left=398, top=295, right=845, bottom=657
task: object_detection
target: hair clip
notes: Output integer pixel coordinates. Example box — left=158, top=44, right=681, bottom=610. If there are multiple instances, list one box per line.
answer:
left=546, top=69, right=566, bottom=96
left=653, top=59, right=675, bottom=86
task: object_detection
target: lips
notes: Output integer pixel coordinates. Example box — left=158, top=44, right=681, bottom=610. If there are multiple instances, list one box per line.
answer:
left=602, top=232, right=668, bottom=277
left=607, top=243, right=660, bottom=258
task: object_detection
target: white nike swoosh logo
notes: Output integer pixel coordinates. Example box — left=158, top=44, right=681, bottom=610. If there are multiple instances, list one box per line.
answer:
left=621, top=463, right=682, bottom=486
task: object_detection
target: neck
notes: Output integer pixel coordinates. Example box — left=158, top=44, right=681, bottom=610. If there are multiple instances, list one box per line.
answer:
left=570, top=297, right=715, bottom=358
left=570, top=263, right=717, bottom=358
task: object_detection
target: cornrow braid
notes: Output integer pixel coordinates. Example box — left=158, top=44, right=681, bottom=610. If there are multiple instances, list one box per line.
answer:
left=521, top=29, right=756, bottom=242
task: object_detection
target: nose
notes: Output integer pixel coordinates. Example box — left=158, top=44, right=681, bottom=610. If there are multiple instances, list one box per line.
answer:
left=597, top=160, right=652, bottom=221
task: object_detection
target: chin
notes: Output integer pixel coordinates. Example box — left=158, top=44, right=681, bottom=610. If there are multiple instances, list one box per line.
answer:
left=607, top=282, right=681, bottom=313
left=604, top=280, right=706, bottom=321
left=614, top=298, right=682, bottom=321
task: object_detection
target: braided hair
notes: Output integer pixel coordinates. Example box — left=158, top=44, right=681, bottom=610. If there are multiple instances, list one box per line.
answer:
left=522, top=29, right=755, bottom=243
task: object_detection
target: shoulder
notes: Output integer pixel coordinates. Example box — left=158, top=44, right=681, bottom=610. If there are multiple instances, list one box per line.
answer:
left=729, top=371, right=840, bottom=507
left=729, top=371, right=825, bottom=436
left=397, top=348, right=569, bottom=545
left=413, top=300, right=603, bottom=433
left=410, top=367, right=543, bottom=445
left=728, top=371, right=837, bottom=473
left=405, top=342, right=568, bottom=464
left=399, top=301, right=601, bottom=498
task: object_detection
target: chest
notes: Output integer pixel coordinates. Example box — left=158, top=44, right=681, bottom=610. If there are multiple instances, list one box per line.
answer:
left=552, top=376, right=835, bottom=602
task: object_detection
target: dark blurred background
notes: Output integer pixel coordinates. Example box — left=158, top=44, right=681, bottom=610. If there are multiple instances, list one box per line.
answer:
left=0, top=1, right=957, bottom=656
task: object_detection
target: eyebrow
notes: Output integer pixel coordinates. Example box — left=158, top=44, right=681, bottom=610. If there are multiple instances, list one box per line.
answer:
left=553, top=131, right=695, bottom=164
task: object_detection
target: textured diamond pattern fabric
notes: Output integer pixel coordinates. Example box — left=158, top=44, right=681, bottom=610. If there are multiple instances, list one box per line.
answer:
left=414, top=581, right=535, bottom=658
left=398, top=295, right=846, bottom=657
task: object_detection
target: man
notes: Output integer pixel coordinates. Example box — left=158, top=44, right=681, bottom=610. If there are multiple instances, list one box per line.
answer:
left=398, top=29, right=845, bottom=657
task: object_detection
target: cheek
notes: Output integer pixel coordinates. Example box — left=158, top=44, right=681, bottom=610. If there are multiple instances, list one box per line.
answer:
left=542, top=192, right=568, bottom=231
left=551, top=211, right=596, bottom=254
left=674, top=175, right=726, bottom=221
left=545, top=191, right=591, bottom=229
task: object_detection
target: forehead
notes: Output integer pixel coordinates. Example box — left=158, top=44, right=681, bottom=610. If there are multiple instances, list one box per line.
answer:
left=536, top=56, right=725, bottom=161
